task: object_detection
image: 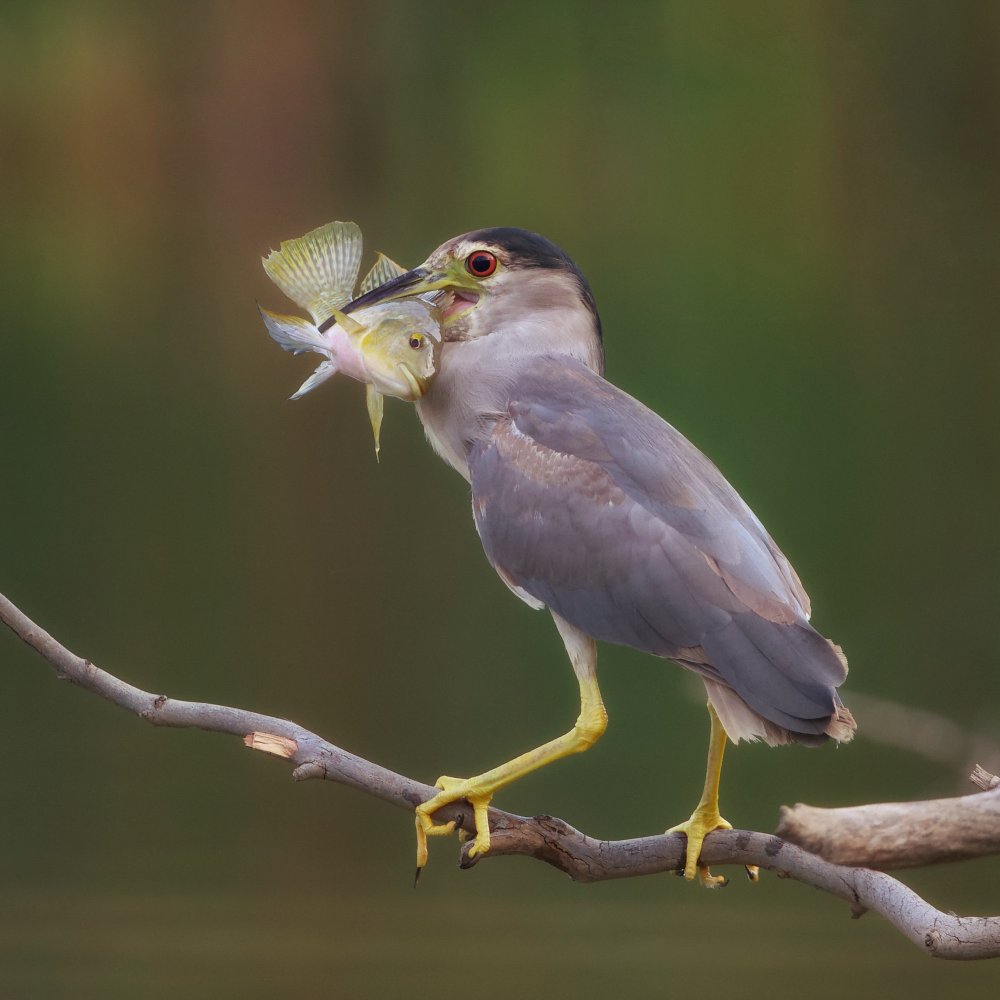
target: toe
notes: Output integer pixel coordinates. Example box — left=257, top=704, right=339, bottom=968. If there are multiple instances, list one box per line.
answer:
left=698, top=866, right=729, bottom=889
left=668, top=809, right=734, bottom=882
left=415, top=816, right=429, bottom=871
left=684, top=844, right=701, bottom=880
left=413, top=775, right=495, bottom=872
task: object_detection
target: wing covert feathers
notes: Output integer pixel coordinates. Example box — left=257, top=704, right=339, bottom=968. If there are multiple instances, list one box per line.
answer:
left=470, top=357, right=856, bottom=747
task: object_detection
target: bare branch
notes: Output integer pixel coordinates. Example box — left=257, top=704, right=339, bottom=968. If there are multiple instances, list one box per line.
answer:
left=777, top=784, right=1000, bottom=869
left=480, top=816, right=1000, bottom=960
left=2, top=589, right=999, bottom=961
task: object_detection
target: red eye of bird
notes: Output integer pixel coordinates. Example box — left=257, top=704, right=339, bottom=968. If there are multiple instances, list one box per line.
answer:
left=465, top=250, right=498, bottom=277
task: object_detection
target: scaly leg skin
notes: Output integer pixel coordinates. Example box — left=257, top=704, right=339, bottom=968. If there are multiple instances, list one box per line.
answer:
left=414, top=616, right=607, bottom=877
left=667, top=701, right=760, bottom=888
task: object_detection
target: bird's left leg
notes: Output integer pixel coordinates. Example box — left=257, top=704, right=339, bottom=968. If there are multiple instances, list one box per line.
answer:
left=415, top=615, right=606, bottom=872
left=666, top=701, right=758, bottom=888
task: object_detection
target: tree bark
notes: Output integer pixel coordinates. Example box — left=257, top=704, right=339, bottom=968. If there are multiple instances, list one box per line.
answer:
left=776, top=786, right=1000, bottom=869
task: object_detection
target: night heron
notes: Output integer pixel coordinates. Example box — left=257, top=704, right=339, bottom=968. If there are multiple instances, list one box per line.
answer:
left=349, top=228, right=855, bottom=886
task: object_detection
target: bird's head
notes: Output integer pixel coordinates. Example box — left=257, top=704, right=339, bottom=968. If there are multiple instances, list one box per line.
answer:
left=346, top=228, right=603, bottom=372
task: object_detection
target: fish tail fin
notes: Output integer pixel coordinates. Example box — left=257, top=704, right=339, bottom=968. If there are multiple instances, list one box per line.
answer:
left=262, top=221, right=362, bottom=324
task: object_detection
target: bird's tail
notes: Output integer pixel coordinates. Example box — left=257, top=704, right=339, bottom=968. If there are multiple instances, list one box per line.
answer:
left=825, top=694, right=857, bottom=743
left=704, top=679, right=856, bottom=747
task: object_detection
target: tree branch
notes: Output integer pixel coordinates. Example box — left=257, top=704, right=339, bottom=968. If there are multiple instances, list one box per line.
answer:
left=2, top=590, right=998, bottom=961
left=776, top=784, right=1000, bottom=869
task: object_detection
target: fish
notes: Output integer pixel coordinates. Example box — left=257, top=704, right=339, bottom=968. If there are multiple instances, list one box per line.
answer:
left=259, top=221, right=442, bottom=459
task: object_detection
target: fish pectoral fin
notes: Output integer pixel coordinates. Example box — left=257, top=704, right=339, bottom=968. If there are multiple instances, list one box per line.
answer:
left=329, top=307, right=366, bottom=338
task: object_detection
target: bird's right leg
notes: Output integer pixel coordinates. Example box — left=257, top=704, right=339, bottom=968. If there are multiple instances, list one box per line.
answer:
left=414, top=615, right=607, bottom=873
left=666, top=701, right=760, bottom=887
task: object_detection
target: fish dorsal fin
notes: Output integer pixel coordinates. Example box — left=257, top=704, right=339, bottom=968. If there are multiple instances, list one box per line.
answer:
left=262, top=221, right=363, bottom=324
left=360, top=252, right=407, bottom=296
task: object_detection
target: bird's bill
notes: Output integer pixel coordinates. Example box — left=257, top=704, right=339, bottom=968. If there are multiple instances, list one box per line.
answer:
left=345, top=261, right=479, bottom=313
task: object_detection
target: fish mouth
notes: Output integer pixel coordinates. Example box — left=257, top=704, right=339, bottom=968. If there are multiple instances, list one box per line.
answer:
left=367, top=362, right=426, bottom=401
left=397, top=364, right=427, bottom=399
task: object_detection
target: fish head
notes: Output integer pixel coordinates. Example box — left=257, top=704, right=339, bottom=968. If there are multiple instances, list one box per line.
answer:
left=352, top=300, right=442, bottom=401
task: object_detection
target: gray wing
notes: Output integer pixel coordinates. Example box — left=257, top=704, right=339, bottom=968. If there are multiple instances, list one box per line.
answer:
left=468, top=357, right=847, bottom=738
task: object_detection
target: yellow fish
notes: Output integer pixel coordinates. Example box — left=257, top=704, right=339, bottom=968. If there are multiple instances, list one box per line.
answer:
left=260, top=221, right=442, bottom=458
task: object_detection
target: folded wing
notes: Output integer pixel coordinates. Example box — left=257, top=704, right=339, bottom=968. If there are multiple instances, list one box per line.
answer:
left=469, top=357, right=852, bottom=744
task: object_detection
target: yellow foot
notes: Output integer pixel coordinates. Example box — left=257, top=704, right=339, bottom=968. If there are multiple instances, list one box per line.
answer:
left=414, top=775, right=493, bottom=874
left=667, top=807, right=733, bottom=887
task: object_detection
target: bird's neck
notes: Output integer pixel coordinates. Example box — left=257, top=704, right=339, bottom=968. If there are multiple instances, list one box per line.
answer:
left=415, top=314, right=602, bottom=480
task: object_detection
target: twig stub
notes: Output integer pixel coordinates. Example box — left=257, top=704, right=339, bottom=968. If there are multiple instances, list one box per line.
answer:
left=971, top=765, right=1000, bottom=791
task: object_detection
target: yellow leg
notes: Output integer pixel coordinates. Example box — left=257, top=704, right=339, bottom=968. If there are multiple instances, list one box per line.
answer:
left=667, top=701, right=758, bottom=887
left=415, top=616, right=607, bottom=873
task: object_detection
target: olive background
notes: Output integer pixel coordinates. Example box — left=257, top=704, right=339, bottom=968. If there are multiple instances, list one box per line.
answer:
left=1, top=2, right=998, bottom=997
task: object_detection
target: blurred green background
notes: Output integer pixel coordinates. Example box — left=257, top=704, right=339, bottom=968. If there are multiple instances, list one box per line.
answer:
left=1, top=1, right=998, bottom=996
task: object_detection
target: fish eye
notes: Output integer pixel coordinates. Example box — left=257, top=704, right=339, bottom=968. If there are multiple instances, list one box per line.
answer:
left=408, top=333, right=424, bottom=349
left=465, top=250, right=498, bottom=278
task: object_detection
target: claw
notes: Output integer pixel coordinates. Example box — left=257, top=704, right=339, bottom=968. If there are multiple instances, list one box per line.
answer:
left=697, top=867, right=729, bottom=888
left=414, top=811, right=456, bottom=871
left=413, top=775, right=494, bottom=874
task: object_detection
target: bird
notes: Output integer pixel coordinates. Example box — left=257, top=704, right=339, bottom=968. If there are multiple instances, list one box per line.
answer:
left=347, top=228, right=855, bottom=886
